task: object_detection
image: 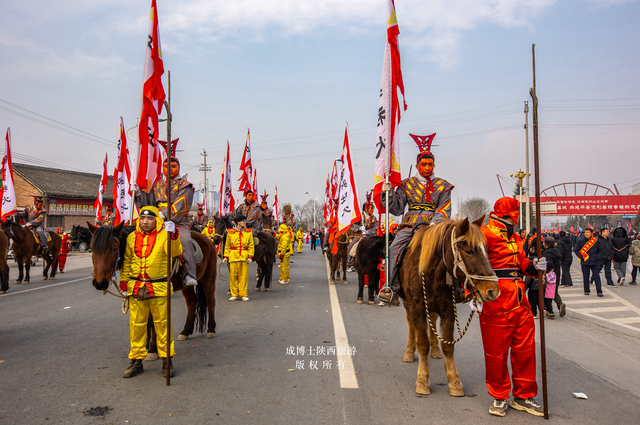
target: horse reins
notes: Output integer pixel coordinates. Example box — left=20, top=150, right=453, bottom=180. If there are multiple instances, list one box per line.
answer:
left=99, top=237, right=129, bottom=314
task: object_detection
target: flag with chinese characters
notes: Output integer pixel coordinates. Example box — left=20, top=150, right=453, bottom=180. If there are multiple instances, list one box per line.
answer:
left=372, top=0, right=406, bottom=213
left=323, top=174, right=330, bottom=221
left=328, top=160, right=339, bottom=225
left=273, top=184, right=281, bottom=223
left=252, top=169, right=257, bottom=196
left=113, top=117, right=133, bottom=225
left=238, top=128, right=253, bottom=195
left=336, top=123, right=362, bottom=236
left=94, top=154, right=109, bottom=222
left=136, top=0, right=165, bottom=193
left=219, top=141, right=235, bottom=215
left=1, top=128, right=17, bottom=219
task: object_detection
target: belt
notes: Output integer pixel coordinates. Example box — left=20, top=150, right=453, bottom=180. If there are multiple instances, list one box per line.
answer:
left=494, top=268, right=522, bottom=278
left=408, top=203, right=436, bottom=212
left=135, top=277, right=166, bottom=283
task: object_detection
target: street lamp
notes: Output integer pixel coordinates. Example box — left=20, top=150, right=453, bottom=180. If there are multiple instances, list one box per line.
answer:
left=305, top=191, right=318, bottom=229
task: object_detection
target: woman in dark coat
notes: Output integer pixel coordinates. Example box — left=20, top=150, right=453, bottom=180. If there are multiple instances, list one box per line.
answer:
left=612, top=227, right=632, bottom=285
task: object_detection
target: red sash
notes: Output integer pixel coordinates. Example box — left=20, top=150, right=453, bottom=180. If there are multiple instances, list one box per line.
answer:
left=579, top=237, right=597, bottom=261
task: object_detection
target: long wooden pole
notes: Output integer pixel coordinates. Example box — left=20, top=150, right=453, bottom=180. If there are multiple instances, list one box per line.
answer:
left=529, top=44, right=549, bottom=419
left=165, top=70, right=172, bottom=387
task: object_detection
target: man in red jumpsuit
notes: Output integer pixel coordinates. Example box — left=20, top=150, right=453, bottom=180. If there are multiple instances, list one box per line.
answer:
left=478, top=197, right=546, bottom=417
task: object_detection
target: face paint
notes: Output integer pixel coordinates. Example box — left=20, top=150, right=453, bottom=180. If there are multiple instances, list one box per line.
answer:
left=163, top=161, right=180, bottom=178
left=417, top=158, right=435, bottom=178
left=246, top=193, right=254, bottom=203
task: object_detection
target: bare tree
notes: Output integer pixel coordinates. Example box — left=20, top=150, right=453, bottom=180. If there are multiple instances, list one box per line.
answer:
left=455, top=196, right=490, bottom=222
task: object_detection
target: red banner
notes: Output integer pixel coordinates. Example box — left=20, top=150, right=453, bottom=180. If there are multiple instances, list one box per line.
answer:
left=531, top=195, right=640, bottom=215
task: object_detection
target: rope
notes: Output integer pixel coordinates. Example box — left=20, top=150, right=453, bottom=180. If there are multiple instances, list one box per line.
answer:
left=218, top=261, right=230, bottom=281
left=422, top=271, right=474, bottom=345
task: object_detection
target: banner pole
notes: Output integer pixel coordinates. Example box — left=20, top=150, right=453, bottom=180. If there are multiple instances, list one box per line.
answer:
left=165, top=70, right=172, bottom=387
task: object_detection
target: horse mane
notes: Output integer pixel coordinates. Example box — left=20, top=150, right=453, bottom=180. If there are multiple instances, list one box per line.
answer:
left=90, top=226, right=116, bottom=255
left=409, top=218, right=486, bottom=275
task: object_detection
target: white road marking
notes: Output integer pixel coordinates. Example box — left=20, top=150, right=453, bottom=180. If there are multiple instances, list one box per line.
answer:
left=566, top=308, right=640, bottom=333
left=325, top=256, right=358, bottom=389
left=566, top=299, right=619, bottom=304
left=571, top=306, right=631, bottom=314
left=0, top=276, right=92, bottom=297
left=614, top=317, right=640, bottom=324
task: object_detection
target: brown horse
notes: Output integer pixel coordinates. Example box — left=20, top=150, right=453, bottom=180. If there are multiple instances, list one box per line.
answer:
left=0, top=229, right=10, bottom=294
left=89, top=221, right=217, bottom=340
left=398, top=217, right=499, bottom=397
left=2, top=221, right=61, bottom=283
left=327, top=230, right=350, bottom=285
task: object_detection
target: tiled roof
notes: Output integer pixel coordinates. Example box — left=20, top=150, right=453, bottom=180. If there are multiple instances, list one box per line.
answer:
left=13, top=163, right=114, bottom=201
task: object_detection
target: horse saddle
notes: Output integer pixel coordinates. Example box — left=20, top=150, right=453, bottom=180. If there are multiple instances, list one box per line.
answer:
left=192, top=240, right=204, bottom=264
left=349, top=240, right=360, bottom=257
left=254, top=236, right=260, bottom=247
left=30, top=229, right=52, bottom=243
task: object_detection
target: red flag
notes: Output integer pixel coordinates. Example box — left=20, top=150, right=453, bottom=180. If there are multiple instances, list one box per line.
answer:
left=336, top=123, right=362, bottom=237
left=273, top=184, right=281, bottom=222
left=136, top=0, right=165, bottom=192
left=94, top=154, right=109, bottom=222
left=113, top=117, right=133, bottom=225
left=252, top=169, right=258, bottom=195
left=238, top=128, right=253, bottom=194
left=219, top=141, right=235, bottom=215
left=373, top=0, right=407, bottom=213
left=570, top=225, right=574, bottom=232
left=1, top=128, right=17, bottom=219
left=323, top=174, right=330, bottom=221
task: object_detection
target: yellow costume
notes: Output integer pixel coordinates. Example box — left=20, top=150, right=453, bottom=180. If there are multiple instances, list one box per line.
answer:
left=224, top=228, right=255, bottom=297
left=296, top=229, right=304, bottom=253
left=201, top=220, right=217, bottom=243
left=278, top=224, right=292, bottom=283
left=121, top=206, right=182, bottom=360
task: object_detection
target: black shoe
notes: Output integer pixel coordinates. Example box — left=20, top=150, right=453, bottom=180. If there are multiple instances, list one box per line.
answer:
left=584, top=292, right=590, bottom=295
left=123, top=359, right=143, bottom=378
left=597, top=293, right=603, bottom=297
left=162, top=357, right=175, bottom=378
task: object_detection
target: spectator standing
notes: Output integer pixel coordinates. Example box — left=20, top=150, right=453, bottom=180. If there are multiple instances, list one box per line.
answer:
left=556, top=231, right=573, bottom=287
left=611, top=227, right=632, bottom=285
left=628, top=235, right=640, bottom=285
left=596, top=228, right=615, bottom=286
left=574, top=228, right=604, bottom=296
left=543, top=236, right=565, bottom=318
left=310, top=229, right=317, bottom=251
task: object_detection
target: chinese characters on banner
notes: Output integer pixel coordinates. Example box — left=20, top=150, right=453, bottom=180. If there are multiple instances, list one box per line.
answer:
left=532, top=195, right=640, bottom=215
left=49, top=199, right=106, bottom=216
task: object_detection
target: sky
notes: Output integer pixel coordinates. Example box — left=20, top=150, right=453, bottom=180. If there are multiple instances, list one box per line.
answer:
left=0, top=0, right=638, bottom=222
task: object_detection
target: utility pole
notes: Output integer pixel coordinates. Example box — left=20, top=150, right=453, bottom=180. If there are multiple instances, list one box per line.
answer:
left=200, top=150, right=211, bottom=215
left=511, top=169, right=527, bottom=231
left=524, top=101, right=531, bottom=233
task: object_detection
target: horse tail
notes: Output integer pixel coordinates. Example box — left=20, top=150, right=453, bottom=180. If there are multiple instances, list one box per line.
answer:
left=194, top=279, right=208, bottom=334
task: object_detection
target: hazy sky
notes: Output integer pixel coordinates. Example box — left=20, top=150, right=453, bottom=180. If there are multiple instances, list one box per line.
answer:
left=1, top=0, right=638, bottom=217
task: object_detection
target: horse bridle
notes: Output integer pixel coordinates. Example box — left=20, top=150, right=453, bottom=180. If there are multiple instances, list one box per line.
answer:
left=98, top=236, right=129, bottom=314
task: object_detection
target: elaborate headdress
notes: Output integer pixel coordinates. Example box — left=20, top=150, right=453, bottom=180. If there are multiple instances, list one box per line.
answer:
left=158, top=138, right=180, bottom=166
left=491, top=197, right=520, bottom=224
left=260, top=190, right=269, bottom=203
left=363, top=191, right=374, bottom=211
left=409, top=133, right=436, bottom=163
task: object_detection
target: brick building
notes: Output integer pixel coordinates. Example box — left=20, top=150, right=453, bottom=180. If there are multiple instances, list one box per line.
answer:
left=13, top=163, right=114, bottom=231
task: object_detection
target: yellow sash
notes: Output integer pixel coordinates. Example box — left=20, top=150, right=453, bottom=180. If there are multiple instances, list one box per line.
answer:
left=579, top=237, right=597, bottom=261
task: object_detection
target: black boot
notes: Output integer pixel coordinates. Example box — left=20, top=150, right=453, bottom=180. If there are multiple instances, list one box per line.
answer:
left=162, top=357, right=175, bottom=378
left=123, top=359, right=143, bottom=378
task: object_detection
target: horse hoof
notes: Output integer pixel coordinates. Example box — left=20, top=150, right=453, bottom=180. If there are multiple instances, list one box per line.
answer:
left=22, top=281, right=29, bottom=285
left=48, top=277, right=55, bottom=280
left=357, top=298, right=363, bottom=304
left=431, top=351, right=443, bottom=360
left=144, top=353, right=158, bottom=361
left=415, top=386, right=431, bottom=395
left=402, top=353, right=415, bottom=363
left=177, top=334, right=189, bottom=341
left=329, top=280, right=335, bottom=285
left=343, top=281, right=348, bottom=285
left=42, top=276, right=48, bottom=281
left=0, top=290, right=5, bottom=294
left=449, top=387, right=465, bottom=397
left=206, top=332, right=216, bottom=339
left=15, top=280, right=22, bottom=284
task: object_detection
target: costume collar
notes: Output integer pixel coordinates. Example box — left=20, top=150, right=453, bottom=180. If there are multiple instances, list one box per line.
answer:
left=415, top=174, right=436, bottom=185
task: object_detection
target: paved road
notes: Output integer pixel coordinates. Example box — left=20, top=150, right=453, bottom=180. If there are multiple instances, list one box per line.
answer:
left=1, top=249, right=639, bottom=424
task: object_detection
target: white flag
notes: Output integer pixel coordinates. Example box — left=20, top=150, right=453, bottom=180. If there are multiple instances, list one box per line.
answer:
left=336, top=123, right=362, bottom=236
left=219, top=141, right=235, bottom=215
left=114, top=117, right=133, bottom=225
left=1, top=128, right=17, bottom=219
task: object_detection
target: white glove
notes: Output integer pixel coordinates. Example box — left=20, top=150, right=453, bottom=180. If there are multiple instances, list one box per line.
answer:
left=163, top=221, right=176, bottom=234
left=533, top=257, right=547, bottom=271
left=382, top=181, right=392, bottom=192
left=223, top=258, right=228, bottom=264
left=247, top=258, right=253, bottom=264
left=25, top=223, right=32, bottom=228
left=132, top=184, right=140, bottom=192
left=469, top=299, right=483, bottom=312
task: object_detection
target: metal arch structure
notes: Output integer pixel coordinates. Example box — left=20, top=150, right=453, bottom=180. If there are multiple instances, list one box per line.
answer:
left=540, top=182, right=618, bottom=197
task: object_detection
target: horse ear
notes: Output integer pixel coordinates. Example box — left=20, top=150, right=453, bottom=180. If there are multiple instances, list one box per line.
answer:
left=457, top=218, right=470, bottom=237
left=87, top=222, right=98, bottom=235
left=472, top=215, right=485, bottom=228
left=113, top=221, right=125, bottom=238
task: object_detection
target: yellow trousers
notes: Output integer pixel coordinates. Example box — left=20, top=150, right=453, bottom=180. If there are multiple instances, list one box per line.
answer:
left=128, top=296, right=175, bottom=360
left=297, top=240, right=303, bottom=253
left=279, top=254, right=291, bottom=282
left=229, top=261, right=249, bottom=297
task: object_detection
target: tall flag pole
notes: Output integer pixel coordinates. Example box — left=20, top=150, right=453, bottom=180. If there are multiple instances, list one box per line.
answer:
left=374, top=0, right=407, bottom=288
left=238, top=128, right=253, bottom=195
left=219, top=141, right=235, bottom=215
left=336, top=123, right=362, bottom=236
left=1, top=128, right=17, bottom=220
left=273, top=184, right=281, bottom=223
left=323, top=174, right=330, bottom=222
left=252, top=169, right=258, bottom=196
left=114, top=117, right=133, bottom=225
left=94, top=154, right=109, bottom=222
left=136, top=0, right=165, bottom=193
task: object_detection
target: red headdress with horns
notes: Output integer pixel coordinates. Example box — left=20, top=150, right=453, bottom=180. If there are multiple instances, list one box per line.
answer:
left=158, top=138, right=180, bottom=166
left=363, top=191, right=374, bottom=211
left=260, top=190, right=269, bottom=204
left=409, top=133, right=436, bottom=164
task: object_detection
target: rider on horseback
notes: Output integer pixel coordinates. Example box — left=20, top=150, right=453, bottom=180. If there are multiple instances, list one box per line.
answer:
left=347, top=192, right=378, bottom=272
left=235, top=190, right=262, bottom=234
left=134, top=156, right=198, bottom=286
left=259, top=191, right=273, bottom=221
left=23, top=196, right=48, bottom=251
left=378, top=134, right=453, bottom=305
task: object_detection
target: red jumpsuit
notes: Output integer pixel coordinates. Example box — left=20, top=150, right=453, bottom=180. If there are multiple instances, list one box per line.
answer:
left=480, top=217, right=537, bottom=401
left=58, top=233, right=70, bottom=271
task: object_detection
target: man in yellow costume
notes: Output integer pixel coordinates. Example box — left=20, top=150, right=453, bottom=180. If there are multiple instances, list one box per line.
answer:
left=201, top=219, right=216, bottom=244
left=296, top=227, right=304, bottom=253
left=278, top=223, right=292, bottom=284
left=223, top=215, right=254, bottom=301
left=120, top=206, right=182, bottom=379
